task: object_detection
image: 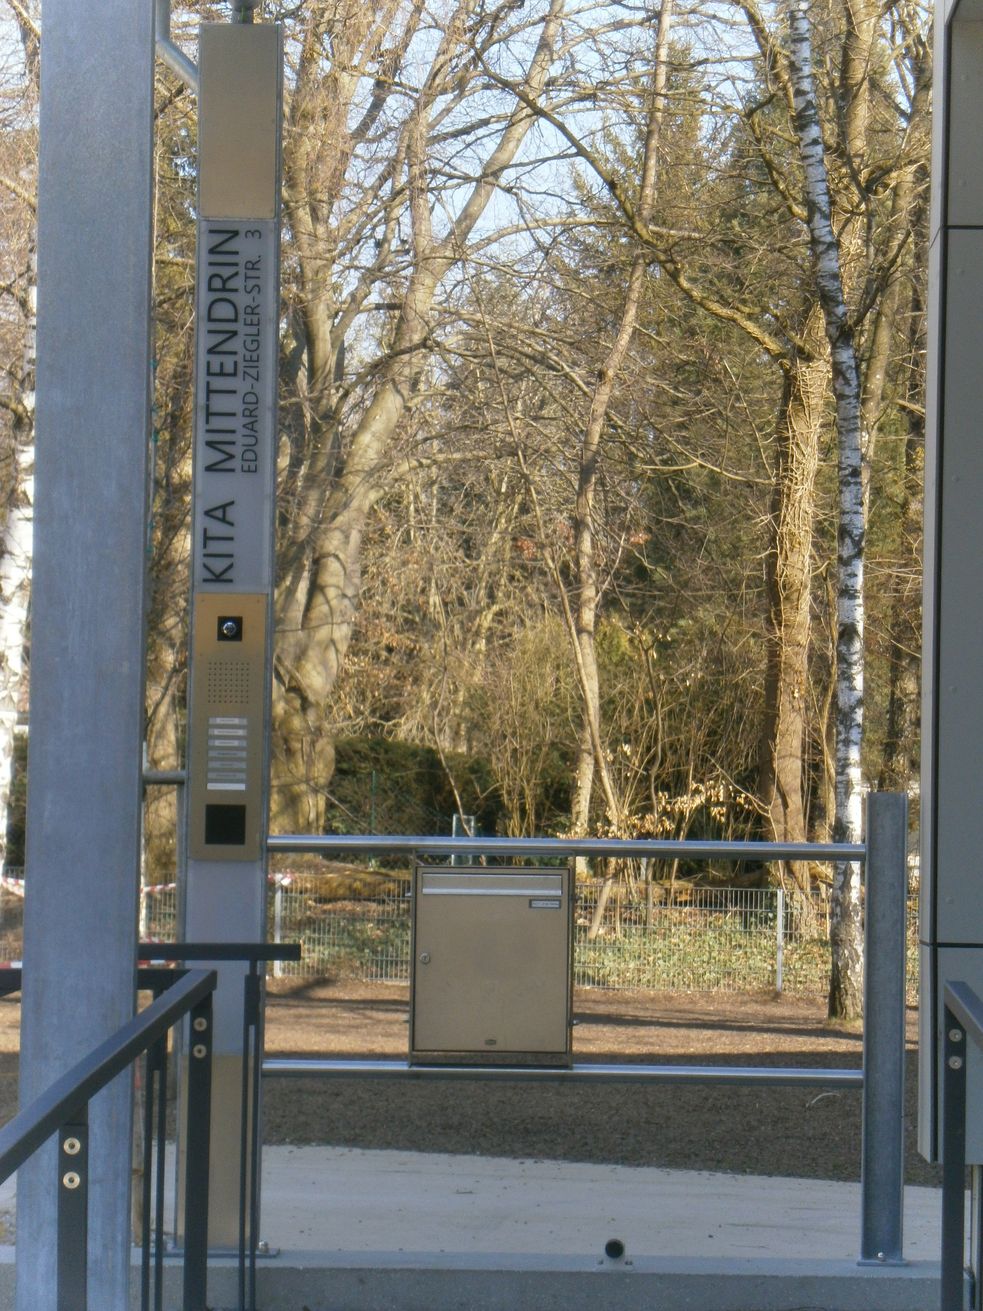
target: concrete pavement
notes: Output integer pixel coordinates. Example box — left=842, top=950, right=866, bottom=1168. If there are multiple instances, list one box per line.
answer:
left=0, top=1147, right=949, bottom=1308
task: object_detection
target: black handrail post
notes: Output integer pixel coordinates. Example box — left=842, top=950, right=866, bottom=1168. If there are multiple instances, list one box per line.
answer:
left=135, top=939, right=300, bottom=1303
left=248, top=960, right=264, bottom=1311
left=237, top=959, right=263, bottom=1311
left=153, top=1030, right=168, bottom=1311
left=237, top=963, right=260, bottom=1311
left=182, top=991, right=213, bottom=1311
left=56, top=1114, right=88, bottom=1311
left=139, top=1041, right=155, bottom=1311
left=942, top=1003, right=968, bottom=1310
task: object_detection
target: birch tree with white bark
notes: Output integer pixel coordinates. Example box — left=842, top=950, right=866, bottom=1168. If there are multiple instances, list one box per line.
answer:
left=0, top=281, right=34, bottom=874
left=0, top=1, right=38, bottom=872
left=786, top=0, right=865, bottom=1020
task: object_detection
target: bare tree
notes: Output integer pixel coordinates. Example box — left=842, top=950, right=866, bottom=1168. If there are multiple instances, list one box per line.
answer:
left=786, top=0, right=865, bottom=1016
left=569, top=0, right=674, bottom=839
left=272, top=0, right=566, bottom=830
left=0, top=0, right=38, bottom=870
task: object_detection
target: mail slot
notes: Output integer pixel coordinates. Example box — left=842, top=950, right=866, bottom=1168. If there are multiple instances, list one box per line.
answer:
left=410, top=864, right=573, bottom=1066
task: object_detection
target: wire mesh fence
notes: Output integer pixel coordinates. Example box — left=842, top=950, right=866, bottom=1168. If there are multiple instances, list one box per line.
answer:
left=131, top=870, right=920, bottom=1001
left=0, top=863, right=916, bottom=1000
left=0, top=873, right=24, bottom=965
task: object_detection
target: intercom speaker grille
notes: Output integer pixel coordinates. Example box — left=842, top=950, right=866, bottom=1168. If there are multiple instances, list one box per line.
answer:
left=207, top=659, right=251, bottom=706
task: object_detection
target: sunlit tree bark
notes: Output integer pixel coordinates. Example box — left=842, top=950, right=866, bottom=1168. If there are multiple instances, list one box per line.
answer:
left=272, top=0, right=566, bottom=830
left=0, top=0, right=38, bottom=870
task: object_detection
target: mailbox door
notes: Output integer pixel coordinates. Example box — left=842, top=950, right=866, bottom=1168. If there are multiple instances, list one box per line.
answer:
left=411, top=868, right=571, bottom=1060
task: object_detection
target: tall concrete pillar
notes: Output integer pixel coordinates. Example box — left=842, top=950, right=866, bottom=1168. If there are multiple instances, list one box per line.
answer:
left=919, top=0, right=983, bottom=1163
left=17, top=3, right=156, bottom=1306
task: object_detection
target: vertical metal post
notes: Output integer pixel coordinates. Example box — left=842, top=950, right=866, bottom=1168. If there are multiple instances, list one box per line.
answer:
left=139, top=1047, right=154, bottom=1311
left=452, top=815, right=476, bottom=866
left=942, top=1007, right=968, bottom=1310
left=154, top=1035, right=168, bottom=1311
left=860, top=791, right=908, bottom=1264
left=775, top=887, right=785, bottom=995
left=56, top=1120, right=88, bottom=1311
left=20, top=4, right=155, bottom=1307
left=246, top=965, right=264, bottom=1310
left=183, top=994, right=213, bottom=1310
left=273, top=881, right=283, bottom=978
left=138, top=998, right=169, bottom=1311
left=238, top=969, right=255, bottom=1309
left=972, top=1167, right=983, bottom=1311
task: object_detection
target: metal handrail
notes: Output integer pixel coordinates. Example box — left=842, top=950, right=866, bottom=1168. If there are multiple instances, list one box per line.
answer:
left=265, top=794, right=908, bottom=1270
left=267, top=833, right=866, bottom=860
left=135, top=941, right=300, bottom=1311
left=941, top=980, right=983, bottom=1309
left=0, top=968, right=215, bottom=1182
left=137, top=941, right=301, bottom=963
left=0, top=968, right=216, bottom=1311
left=265, top=1057, right=863, bottom=1087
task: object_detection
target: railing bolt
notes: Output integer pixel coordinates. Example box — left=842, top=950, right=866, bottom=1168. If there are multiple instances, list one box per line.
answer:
left=193, top=1016, right=208, bottom=1032
left=63, top=1137, right=81, bottom=1156
left=192, top=1043, right=207, bottom=1059
left=62, top=1171, right=81, bottom=1190
left=948, top=1055, right=964, bottom=1070
left=950, top=1028, right=964, bottom=1042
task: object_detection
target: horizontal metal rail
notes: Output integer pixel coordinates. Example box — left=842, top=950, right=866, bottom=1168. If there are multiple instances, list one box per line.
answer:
left=137, top=941, right=301, bottom=963
left=262, top=802, right=907, bottom=1272
left=154, top=0, right=198, bottom=93
left=0, top=968, right=216, bottom=1183
left=142, top=769, right=186, bottom=786
left=264, top=1058, right=862, bottom=1088
left=267, top=834, right=866, bottom=861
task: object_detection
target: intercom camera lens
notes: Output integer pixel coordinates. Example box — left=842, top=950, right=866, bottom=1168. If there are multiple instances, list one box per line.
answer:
left=218, top=616, right=243, bottom=641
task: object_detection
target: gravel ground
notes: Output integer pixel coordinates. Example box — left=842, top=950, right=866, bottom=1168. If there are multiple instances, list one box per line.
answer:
left=0, top=980, right=937, bottom=1187
left=258, top=980, right=939, bottom=1187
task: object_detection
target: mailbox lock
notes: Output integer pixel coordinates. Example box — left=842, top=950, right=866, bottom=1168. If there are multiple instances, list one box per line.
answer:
left=419, top=952, right=431, bottom=964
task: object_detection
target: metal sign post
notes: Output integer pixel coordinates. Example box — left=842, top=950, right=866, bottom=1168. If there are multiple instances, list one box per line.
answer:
left=182, top=20, right=282, bottom=1247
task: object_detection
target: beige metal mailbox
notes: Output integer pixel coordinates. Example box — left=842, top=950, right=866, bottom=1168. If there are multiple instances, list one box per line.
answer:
left=410, top=864, right=573, bottom=1065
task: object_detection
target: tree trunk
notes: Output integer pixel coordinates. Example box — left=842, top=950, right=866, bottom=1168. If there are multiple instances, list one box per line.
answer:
left=787, top=0, right=866, bottom=1021
left=0, top=246, right=34, bottom=870
left=758, top=306, right=827, bottom=925
left=0, top=432, right=33, bottom=869
left=588, top=862, right=617, bottom=940
left=880, top=229, right=926, bottom=792
left=270, top=0, right=565, bottom=832
left=570, top=0, right=672, bottom=837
